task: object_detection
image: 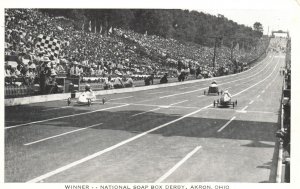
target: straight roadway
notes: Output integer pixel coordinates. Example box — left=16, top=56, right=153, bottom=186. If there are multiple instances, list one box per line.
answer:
left=5, top=50, right=285, bottom=183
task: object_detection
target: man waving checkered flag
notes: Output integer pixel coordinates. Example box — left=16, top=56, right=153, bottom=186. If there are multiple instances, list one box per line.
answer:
left=36, top=34, right=61, bottom=57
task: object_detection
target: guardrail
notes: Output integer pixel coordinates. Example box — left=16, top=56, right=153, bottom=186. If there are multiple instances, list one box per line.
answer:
left=276, top=77, right=290, bottom=183
left=5, top=85, right=36, bottom=98
left=276, top=78, right=285, bottom=183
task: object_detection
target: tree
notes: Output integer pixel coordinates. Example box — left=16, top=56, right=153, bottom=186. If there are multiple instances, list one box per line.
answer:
left=253, top=22, right=263, bottom=37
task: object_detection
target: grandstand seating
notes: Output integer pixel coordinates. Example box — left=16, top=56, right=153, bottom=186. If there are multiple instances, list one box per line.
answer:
left=4, top=9, right=270, bottom=98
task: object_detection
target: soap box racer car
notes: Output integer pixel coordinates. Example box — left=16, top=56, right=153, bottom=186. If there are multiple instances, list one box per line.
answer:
left=204, top=83, right=222, bottom=95
left=67, top=90, right=99, bottom=106
left=213, top=93, right=237, bottom=108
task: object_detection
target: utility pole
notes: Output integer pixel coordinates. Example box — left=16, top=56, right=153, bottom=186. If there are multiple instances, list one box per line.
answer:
left=230, top=41, right=234, bottom=61
left=209, top=36, right=223, bottom=68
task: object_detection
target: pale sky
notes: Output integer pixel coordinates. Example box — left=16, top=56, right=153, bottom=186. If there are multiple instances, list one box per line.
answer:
left=193, top=0, right=299, bottom=35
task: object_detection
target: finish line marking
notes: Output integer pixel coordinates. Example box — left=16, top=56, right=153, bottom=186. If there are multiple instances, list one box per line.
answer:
left=155, top=146, right=202, bottom=183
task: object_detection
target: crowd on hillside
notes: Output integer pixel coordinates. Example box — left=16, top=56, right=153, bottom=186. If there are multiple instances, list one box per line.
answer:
left=5, top=9, right=269, bottom=94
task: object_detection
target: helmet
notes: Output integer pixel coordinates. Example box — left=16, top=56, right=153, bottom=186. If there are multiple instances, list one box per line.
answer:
left=85, top=84, right=91, bottom=91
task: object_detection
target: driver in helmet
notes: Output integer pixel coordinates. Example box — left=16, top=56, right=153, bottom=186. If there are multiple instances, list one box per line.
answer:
left=210, top=80, right=218, bottom=88
left=223, top=89, right=232, bottom=102
left=211, top=80, right=217, bottom=85
left=85, top=84, right=92, bottom=92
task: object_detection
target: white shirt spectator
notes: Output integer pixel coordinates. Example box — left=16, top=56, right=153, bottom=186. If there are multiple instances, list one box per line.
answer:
left=70, top=66, right=80, bottom=76
left=55, top=64, right=65, bottom=73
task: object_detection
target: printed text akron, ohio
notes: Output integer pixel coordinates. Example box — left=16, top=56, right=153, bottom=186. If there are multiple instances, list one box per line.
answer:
left=65, top=184, right=230, bottom=189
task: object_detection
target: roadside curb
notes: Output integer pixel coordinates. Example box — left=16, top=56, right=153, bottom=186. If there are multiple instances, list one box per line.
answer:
left=5, top=77, right=213, bottom=106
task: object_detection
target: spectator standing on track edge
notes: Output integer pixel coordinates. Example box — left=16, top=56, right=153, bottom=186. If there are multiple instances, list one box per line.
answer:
left=103, top=75, right=112, bottom=90
left=160, top=73, right=168, bottom=84
left=144, top=73, right=154, bottom=86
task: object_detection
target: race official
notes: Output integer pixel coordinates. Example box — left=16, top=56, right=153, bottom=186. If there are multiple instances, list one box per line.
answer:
left=144, top=73, right=154, bottom=86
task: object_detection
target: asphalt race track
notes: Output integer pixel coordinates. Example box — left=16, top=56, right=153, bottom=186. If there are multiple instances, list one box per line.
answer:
left=5, top=51, right=285, bottom=183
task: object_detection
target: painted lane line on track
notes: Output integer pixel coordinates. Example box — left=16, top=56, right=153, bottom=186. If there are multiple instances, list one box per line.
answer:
left=130, top=108, right=161, bottom=117
left=159, top=87, right=207, bottom=99
left=24, top=123, right=103, bottom=146
left=266, top=71, right=280, bottom=89
left=257, top=95, right=261, bottom=98
left=231, top=57, right=280, bottom=98
left=130, top=100, right=188, bottom=117
left=197, top=95, right=204, bottom=98
left=236, top=105, right=248, bottom=113
left=243, top=110, right=276, bottom=114
left=26, top=55, right=279, bottom=182
left=241, top=106, right=248, bottom=111
left=6, top=104, right=129, bottom=130
left=249, top=100, right=254, bottom=105
left=159, top=100, right=189, bottom=108
left=168, top=100, right=188, bottom=106
left=26, top=58, right=280, bottom=182
left=26, top=104, right=212, bottom=183
left=107, top=102, right=199, bottom=109
left=155, top=146, right=202, bottom=183
left=262, top=90, right=265, bottom=93
left=179, top=86, right=191, bottom=89
left=159, top=56, right=275, bottom=99
left=217, top=116, right=236, bottom=132
left=109, top=96, right=133, bottom=101
left=149, top=91, right=167, bottom=94
left=42, top=106, right=72, bottom=112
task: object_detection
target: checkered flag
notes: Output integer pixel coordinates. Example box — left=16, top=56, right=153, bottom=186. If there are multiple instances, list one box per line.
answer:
left=36, top=34, right=61, bottom=57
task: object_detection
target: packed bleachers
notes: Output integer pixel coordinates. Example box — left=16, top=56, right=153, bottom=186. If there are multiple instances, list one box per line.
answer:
left=4, top=9, right=270, bottom=97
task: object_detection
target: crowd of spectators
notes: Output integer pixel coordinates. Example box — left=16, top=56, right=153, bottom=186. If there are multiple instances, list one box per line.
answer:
left=282, top=38, right=290, bottom=183
left=4, top=9, right=270, bottom=95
